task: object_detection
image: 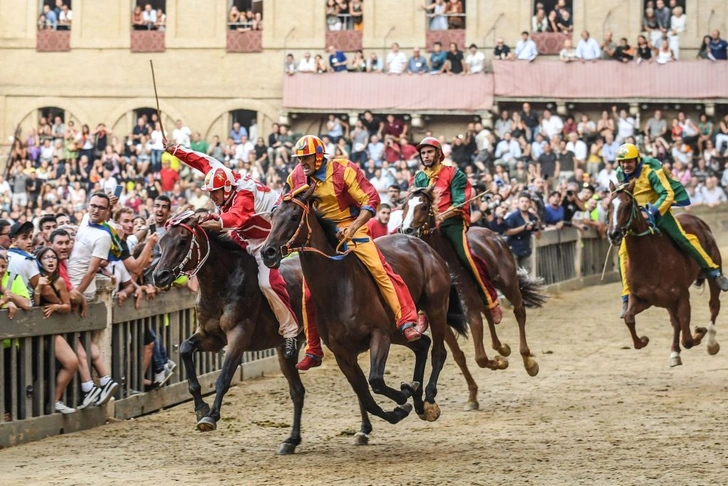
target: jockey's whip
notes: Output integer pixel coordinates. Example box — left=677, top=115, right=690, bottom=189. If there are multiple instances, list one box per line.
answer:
left=437, top=189, right=493, bottom=218
left=601, top=243, right=613, bottom=281
left=149, top=59, right=165, bottom=138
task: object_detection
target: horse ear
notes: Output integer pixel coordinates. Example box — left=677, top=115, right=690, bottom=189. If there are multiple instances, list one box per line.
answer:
left=609, top=180, right=616, bottom=193
left=627, top=178, right=636, bottom=192
left=425, top=183, right=436, bottom=196
left=300, top=183, right=317, bottom=202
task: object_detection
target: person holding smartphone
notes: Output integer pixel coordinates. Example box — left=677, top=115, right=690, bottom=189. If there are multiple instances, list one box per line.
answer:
left=504, top=191, right=542, bottom=272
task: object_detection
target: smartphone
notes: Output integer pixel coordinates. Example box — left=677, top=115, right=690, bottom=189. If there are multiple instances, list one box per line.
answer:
left=114, top=185, right=123, bottom=198
left=149, top=223, right=156, bottom=234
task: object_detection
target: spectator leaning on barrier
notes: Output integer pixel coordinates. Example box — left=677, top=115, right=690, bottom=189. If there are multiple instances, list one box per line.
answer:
left=298, top=52, right=315, bottom=73
left=7, top=221, right=40, bottom=303
left=429, top=41, right=447, bottom=73
left=576, top=30, right=601, bottom=62
left=446, top=42, right=465, bottom=74
left=386, top=43, right=408, bottom=74
left=465, top=44, right=485, bottom=74
left=493, top=37, right=512, bottom=60
left=504, top=192, right=541, bottom=271
left=708, top=30, right=728, bottom=61
left=407, top=47, right=429, bottom=74
left=328, top=45, right=348, bottom=72
left=515, top=31, right=538, bottom=61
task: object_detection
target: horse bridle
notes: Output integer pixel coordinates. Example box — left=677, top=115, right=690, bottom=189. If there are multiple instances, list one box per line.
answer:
left=611, top=186, right=659, bottom=238
left=404, top=189, right=436, bottom=237
left=278, top=196, right=355, bottom=259
left=164, top=210, right=211, bottom=279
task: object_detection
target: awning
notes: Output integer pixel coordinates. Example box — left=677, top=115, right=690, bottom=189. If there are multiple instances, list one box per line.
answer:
left=282, top=72, right=494, bottom=113
left=492, top=60, right=728, bottom=101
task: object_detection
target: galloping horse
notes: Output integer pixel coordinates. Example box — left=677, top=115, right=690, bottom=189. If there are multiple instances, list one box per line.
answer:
left=401, top=185, right=547, bottom=409
left=261, top=185, right=467, bottom=428
left=607, top=180, right=721, bottom=366
left=152, top=211, right=306, bottom=454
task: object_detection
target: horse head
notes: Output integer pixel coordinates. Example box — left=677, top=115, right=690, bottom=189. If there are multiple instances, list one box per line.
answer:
left=401, top=184, right=437, bottom=237
left=153, top=210, right=210, bottom=288
left=607, top=179, right=639, bottom=246
left=262, top=183, right=317, bottom=269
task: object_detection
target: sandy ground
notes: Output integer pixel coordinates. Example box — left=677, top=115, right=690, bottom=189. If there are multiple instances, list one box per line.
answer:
left=2, top=279, right=728, bottom=486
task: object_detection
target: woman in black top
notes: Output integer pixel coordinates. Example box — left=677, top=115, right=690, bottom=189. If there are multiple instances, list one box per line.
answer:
left=636, top=35, right=653, bottom=63
left=34, top=247, right=71, bottom=317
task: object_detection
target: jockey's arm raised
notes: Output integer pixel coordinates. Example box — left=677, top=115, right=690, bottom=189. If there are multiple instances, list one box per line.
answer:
left=165, top=142, right=222, bottom=176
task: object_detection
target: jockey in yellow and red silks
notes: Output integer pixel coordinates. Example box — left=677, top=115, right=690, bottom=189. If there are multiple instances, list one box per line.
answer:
left=283, top=135, right=427, bottom=371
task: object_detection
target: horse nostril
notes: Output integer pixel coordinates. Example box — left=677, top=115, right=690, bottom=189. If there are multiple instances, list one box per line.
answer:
left=403, top=227, right=414, bottom=235
left=155, top=270, right=170, bottom=284
left=263, top=246, right=277, bottom=260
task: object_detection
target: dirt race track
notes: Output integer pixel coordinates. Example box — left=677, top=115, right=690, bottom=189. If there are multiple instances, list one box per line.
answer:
left=3, top=279, right=728, bottom=486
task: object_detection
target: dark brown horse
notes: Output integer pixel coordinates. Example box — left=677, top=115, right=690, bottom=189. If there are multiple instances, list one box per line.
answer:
left=400, top=185, right=547, bottom=409
left=607, top=180, right=721, bottom=366
left=152, top=211, right=306, bottom=454
left=261, top=185, right=467, bottom=427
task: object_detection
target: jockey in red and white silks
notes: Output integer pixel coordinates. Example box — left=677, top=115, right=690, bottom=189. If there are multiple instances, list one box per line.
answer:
left=165, top=142, right=299, bottom=358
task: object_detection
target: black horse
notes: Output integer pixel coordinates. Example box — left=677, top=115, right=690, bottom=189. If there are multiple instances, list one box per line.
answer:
left=153, top=211, right=305, bottom=454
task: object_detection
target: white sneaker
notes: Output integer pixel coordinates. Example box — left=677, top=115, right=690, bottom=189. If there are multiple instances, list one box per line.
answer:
left=164, top=359, right=177, bottom=373
left=153, top=367, right=173, bottom=388
left=55, top=401, right=75, bottom=414
left=77, top=386, right=102, bottom=410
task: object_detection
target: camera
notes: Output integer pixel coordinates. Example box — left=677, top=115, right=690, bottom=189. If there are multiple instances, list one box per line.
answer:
left=566, top=190, right=574, bottom=197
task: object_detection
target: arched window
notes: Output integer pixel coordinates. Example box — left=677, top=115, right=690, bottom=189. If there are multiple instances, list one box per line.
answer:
left=229, top=109, right=258, bottom=142
left=38, top=107, right=65, bottom=143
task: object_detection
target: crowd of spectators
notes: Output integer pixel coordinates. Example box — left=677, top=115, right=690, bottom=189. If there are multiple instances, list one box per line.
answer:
left=4, top=102, right=728, bottom=417
left=228, top=5, right=262, bottom=31
left=38, top=1, right=72, bottom=31
left=422, top=0, right=465, bottom=31
left=131, top=3, right=167, bottom=31
left=326, top=0, right=363, bottom=31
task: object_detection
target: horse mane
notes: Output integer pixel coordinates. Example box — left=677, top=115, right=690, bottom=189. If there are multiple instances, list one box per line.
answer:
left=206, top=229, right=249, bottom=253
left=312, top=209, right=341, bottom=249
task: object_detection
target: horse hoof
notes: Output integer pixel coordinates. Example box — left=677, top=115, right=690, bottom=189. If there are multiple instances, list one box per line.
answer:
left=278, top=442, right=298, bottom=455
left=400, top=381, right=420, bottom=395
left=638, top=336, right=650, bottom=348
left=417, top=413, right=427, bottom=421
left=494, top=356, right=509, bottom=370
left=352, top=432, right=369, bottom=446
left=669, top=356, right=683, bottom=368
left=196, top=416, right=217, bottom=432
left=463, top=401, right=480, bottom=411
left=525, top=360, right=539, bottom=377
left=498, top=343, right=512, bottom=357
left=423, top=402, right=441, bottom=422
left=195, top=404, right=210, bottom=422
left=397, top=403, right=413, bottom=416
left=708, top=342, right=720, bottom=356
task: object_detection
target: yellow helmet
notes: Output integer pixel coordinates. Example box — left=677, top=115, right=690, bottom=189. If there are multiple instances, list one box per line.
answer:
left=616, top=143, right=640, bottom=162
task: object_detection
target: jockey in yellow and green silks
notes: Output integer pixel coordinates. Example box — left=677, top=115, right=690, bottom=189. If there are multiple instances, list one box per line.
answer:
left=614, top=143, right=728, bottom=318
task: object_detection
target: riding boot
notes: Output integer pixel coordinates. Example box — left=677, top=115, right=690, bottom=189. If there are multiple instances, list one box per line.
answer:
left=714, top=273, right=728, bottom=292
left=283, top=337, right=298, bottom=360
left=400, top=323, right=422, bottom=342
left=619, top=295, right=629, bottom=319
left=296, top=353, right=322, bottom=371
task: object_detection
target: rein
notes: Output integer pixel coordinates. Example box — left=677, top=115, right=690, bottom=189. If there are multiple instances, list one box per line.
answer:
left=164, top=211, right=211, bottom=279
left=279, top=197, right=358, bottom=260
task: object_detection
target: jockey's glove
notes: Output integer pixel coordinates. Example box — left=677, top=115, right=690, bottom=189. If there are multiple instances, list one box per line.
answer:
left=644, top=203, right=661, bottom=227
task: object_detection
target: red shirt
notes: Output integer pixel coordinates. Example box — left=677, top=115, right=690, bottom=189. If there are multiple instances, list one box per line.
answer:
left=366, top=218, right=389, bottom=240
left=384, top=119, right=405, bottom=137
left=159, top=168, right=179, bottom=192
left=58, top=259, right=72, bottom=291
left=401, top=143, right=417, bottom=161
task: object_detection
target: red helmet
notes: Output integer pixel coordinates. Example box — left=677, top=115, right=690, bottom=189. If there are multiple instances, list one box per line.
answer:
left=416, top=137, right=444, bottom=162
left=293, top=135, right=326, bottom=169
left=202, top=166, right=236, bottom=199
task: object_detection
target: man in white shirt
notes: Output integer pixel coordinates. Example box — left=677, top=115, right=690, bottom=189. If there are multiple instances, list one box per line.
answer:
left=494, top=132, right=522, bottom=166
left=613, top=107, right=636, bottom=143
left=234, top=135, right=255, bottom=163
left=540, top=110, right=564, bottom=140
left=172, top=119, right=191, bottom=147
left=99, top=169, right=118, bottom=196
left=386, top=43, right=408, bottom=74
left=142, top=4, right=157, bottom=29
left=671, top=140, right=691, bottom=165
left=515, top=31, right=538, bottom=61
left=465, top=44, right=485, bottom=74
left=298, top=52, right=316, bottom=73
left=67, top=193, right=112, bottom=301
left=596, top=163, right=619, bottom=188
left=575, top=31, right=601, bottom=61
left=699, top=176, right=727, bottom=208
left=565, top=132, right=587, bottom=165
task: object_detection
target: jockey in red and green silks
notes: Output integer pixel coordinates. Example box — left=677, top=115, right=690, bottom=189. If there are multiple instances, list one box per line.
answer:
left=411, top=137, right=503, bottom=324
left=614, top=142, right=728, bottom=318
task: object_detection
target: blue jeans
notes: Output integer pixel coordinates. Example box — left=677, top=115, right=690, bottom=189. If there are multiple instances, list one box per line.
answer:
left=147, top=329, right=169, bottom=374
left=151, top=150, right=163, bottom=172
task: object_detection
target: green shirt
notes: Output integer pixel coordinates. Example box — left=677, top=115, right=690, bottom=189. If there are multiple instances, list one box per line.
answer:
left=2, top=272, right=30, bottom=348
left=191, top=140, right=209, bottom=154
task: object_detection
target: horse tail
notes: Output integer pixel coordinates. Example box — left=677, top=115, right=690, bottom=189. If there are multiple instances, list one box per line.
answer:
left=446, top=285, right=469, bottom=338
left=517, top=268, right=549, bottom=308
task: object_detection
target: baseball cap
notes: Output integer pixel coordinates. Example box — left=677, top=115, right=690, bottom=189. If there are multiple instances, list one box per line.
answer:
left=9, top=221, right=34, bottom=239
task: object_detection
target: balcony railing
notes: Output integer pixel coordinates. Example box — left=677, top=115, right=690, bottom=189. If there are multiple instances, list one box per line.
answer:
left=130, top=29, right=165, bottom=53
left=226, top=29, right=262, bottom=53
left=36, top=29, right=71, bottom=52
left=326, top=14, right=362, bottom=32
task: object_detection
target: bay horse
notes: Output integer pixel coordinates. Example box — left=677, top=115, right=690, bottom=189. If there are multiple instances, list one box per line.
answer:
left=152, top=211, right=306, bottom=454
left=607, top=180, right=721, bottom=367
left=261, top=184, right=467, bottom=427
left=401, top=185, right=547, bottom=409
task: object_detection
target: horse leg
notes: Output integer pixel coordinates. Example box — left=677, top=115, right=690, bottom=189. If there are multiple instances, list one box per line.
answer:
left=513, top=304, right=538, bottom=377
left=180, top=333, right=210, bottom=422
left=368, top=330, right=421, bottom=406
left=397, top=334, right=431, bottom=417
left=707, top=279, right=721, bottom=356
left=623, top=296, right=652, bottom=349
left=484, top=308, right=511, bottom=357
left=668, top=308, right=683, bottom=367
left=470, top=308, right=507, bottom=370
left=444, top=327, right=479, bottom=411
left=676, top=294, right=706, bottom=349
left=275, top=348, right=305, bottom=455
left=332, top=349, right=412, bottom=425
left=352, top=399, right=373, bottom=446
left=197, top=327, right=248, bottom=431
left=421, top=308, right=448, bottom=422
